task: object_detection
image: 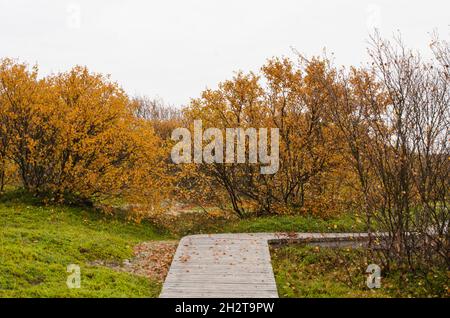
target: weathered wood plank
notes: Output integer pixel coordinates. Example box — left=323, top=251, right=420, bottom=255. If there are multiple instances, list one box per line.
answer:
left=160, top=233, right=278, bottom=298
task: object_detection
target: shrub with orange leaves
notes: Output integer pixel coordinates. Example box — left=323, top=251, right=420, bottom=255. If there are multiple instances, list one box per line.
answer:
left=182, top=57, right=351, bottom=217
left=0, top=59, right=170, bottom=219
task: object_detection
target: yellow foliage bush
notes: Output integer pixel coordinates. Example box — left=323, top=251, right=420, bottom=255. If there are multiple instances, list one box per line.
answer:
left=181, top=57, right=353, bottom=217
left=0, top=59, right=170, bottom=219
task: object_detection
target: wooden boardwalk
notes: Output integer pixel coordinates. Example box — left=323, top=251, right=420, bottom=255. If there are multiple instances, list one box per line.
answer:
left=160, top=233, right=371, bottom=298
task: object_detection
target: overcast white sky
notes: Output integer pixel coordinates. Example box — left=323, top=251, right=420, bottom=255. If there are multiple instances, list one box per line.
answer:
left=1, top=0, right=449, bottom=106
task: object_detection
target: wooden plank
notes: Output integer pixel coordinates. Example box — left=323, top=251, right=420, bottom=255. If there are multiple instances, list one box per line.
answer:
left=160, top=234, right=278, bottom=298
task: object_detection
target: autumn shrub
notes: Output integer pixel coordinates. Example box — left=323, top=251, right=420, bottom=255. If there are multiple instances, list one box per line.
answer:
left=319, top=34, right=449, bottom=271
left=0, top=59, right=170, bottom=219
left=181, top=58, right=351, bottom=217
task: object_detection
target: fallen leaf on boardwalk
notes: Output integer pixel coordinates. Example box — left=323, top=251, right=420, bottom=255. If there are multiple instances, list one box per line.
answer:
left=179, top=255, right=191, bottom=262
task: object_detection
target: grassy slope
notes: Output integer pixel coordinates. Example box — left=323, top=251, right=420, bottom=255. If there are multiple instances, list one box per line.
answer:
left=271, top=245, right=449, bottom=298
left=162, top=211, right=367, bottom=237
left=0, top=192, right=172, bottom=297
left=222, top=213, right=366, bottom=233
left=271, top=245, right=387, bottom=298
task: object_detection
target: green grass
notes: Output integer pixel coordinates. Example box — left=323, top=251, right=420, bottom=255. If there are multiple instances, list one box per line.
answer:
left=222, top=213, right=366, bottom=233
left=158, top=211, right=367, bottom=237
left=270, top=245, right=449, bottom=298
left=0, top=191, right=172, bottom=297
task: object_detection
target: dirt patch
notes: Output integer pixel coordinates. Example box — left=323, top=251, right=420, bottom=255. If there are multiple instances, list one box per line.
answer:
left=128, top=241, right=178, bottom=281
left=89, top=240, right=178, bottom=282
